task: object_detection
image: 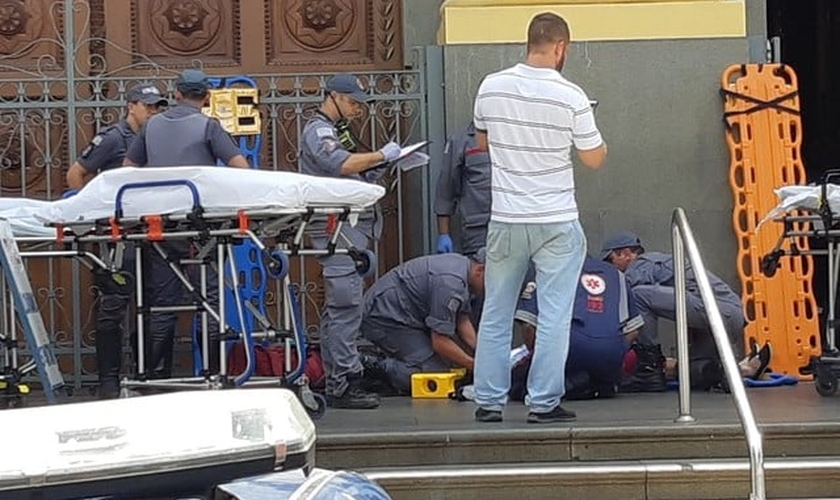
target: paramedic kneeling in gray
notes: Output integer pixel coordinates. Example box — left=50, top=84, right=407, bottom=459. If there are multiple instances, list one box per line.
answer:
left=360, top=251, right=486, bottom=393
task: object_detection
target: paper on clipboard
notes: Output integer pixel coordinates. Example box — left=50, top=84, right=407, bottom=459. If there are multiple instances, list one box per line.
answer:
left=392, top=141, right=430, bottom=172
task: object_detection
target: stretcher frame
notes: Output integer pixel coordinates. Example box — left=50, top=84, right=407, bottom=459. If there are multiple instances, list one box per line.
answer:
left=762, top=170, right=840, bottom=396
left=1, top=178, right=377, bottom=416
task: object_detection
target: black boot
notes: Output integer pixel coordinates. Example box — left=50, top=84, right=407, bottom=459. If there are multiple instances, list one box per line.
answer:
left=621, top=343, right=667, bottom=393
left=96, top=329, right=122, bottom=399
left=360, top=354, right=400, bottom=396
left=144, top=330, right=175, bottom=380
left=360, top=353, right=388, bottom=381
left=94, top=290, right=130, bottom=400
left=327, top=374, right=380, bottom=409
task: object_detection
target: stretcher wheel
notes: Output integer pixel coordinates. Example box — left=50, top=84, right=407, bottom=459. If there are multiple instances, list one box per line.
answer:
left=815, top=366, right=839, bottom=397
left=265, top=250, right=290, bottom=280
left=354, top=249, right=377, bottom=278
left=297, top=383, right=327, bottom=420
left=307, top=393, right=327, bottom=420
left=760, top=252, right=781, bottom=278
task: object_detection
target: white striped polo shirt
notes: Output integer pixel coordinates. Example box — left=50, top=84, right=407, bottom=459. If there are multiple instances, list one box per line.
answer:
left=473, top=63, right=603, bottom=224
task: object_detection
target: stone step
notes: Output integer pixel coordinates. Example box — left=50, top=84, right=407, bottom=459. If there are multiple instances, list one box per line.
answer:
left=362, top=456, right=840, bottom=500
left=316, top=422, right=840, bottom=470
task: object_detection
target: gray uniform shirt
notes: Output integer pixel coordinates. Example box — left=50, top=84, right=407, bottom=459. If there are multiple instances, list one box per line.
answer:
left=434, top=123, right=491, bottom=252
left=624, top=251, right=742, bottom=309
left=299, top=113, right=387, bottom=182
left=77, top=120, right=134, bottom=173
left=125, top=102, right=242, bottom=167
left=299, top=113, right=382, bottom=235
left=364, top=254, right=472, bottom=337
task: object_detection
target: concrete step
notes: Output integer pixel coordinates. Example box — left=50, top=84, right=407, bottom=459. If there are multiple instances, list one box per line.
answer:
left=362, top=456, right=840, bottom=500
left=316, top=422, right=840, bottom=470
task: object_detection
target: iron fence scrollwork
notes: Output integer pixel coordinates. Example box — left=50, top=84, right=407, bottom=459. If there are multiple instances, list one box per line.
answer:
left=0, top=0, right=429, bottom=390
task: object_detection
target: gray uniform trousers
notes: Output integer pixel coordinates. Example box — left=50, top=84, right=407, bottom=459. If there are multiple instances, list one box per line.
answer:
left=361, top=316, right=452, bottom=394
left=311, top=219, right=377, bottom=397
left=633, top=284, right=745, bottom=359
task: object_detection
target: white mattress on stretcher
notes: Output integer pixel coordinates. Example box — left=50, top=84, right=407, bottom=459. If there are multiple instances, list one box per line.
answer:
left=0, top=166, right=386, bottom=237
left=760, top=184, right=840, bottom=228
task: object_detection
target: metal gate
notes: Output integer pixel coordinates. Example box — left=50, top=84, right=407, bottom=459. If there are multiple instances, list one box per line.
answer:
left=0, top=0, right=434, bottom=390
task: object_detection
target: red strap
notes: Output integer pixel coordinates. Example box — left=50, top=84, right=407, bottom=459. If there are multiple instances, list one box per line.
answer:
left=326, top=214, right=338, bottom=236
left=144, top=215, right=164, bottom=242
left=465, top=147, right=483, bottom=156
left=109, top=217, right=121, bottom=242
left=237, top=210, right=249, bottom=235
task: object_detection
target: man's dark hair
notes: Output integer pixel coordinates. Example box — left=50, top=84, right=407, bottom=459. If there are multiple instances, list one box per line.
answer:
left=626, top=245, right=644, bottom=256
left=527, top=12, right=570, bottom=52
left=180, top=88, right=209, bottom=101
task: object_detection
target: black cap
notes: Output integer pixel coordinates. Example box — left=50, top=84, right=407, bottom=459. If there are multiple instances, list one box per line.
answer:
left=600, top=231, right=644, bottom=260
left=176, top=69, right=211, bottom=94
left=126, top=84, right=167, bottom=106
left=325, top=74, right=371, bottom=102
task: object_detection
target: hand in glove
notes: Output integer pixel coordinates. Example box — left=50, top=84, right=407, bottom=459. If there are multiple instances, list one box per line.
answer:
left=379, top=141, right=402, bottom=163
left=437, top=234, right=454, bottom=253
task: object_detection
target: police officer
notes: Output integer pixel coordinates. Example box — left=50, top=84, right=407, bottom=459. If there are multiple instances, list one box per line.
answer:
left=65, top=83, right=167, bottom=399
left=434, top=122, right=491, bottom=256
left=124, top=69, right=249, bottom=379
left=124, top=69, right=248, bottom=169
left=511, top=255, right=644, bottom=400
left=601, top=231, right=752, bottom=391
left=299, top=73, right=402, bottom=409
left=360, top=251, right=485, bottom=394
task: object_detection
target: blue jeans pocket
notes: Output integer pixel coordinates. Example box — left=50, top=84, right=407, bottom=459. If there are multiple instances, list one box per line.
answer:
left=541, top=222, right=583, bottom=257
left=486, top=222, right=511, bottom=261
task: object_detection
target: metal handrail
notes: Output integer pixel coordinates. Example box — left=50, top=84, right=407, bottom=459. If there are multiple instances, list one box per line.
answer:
left=671, top=207, right=765, bottom=500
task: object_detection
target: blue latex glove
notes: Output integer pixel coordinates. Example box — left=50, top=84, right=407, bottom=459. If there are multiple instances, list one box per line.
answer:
left=61, top=189, right=79, bottom=199
left=437, top=234, right=454, bottom=253
left=379, top=141, right=401, bottom=162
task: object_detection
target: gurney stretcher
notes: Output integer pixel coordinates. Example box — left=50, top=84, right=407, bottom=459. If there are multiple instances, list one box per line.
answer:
left=761, top=170, right=840, bottom=396
left=0, top=166, right=386, bottom=415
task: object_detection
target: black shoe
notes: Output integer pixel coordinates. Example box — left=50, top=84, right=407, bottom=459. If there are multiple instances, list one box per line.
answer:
left=475, top=407, right=503, bottom=422
left=621, top=343, right=667, bottom=393
left=621, top=369, right=667, bottom=393
left=327, top=384, right=380, bottom=410
left=596, top=383, right=617, bottom=399
left=527, top=405, right=576, bottom=424
left=750, top=342, right=773, bottom=380
left=361, top=353, right=388, bottom=380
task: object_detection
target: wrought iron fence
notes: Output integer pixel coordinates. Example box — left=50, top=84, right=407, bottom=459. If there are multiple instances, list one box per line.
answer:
left=0, top=0, right=429, bottom=390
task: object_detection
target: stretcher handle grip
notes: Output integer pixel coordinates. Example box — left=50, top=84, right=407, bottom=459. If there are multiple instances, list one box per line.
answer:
left=821, top=169, right=840, bottom=185
left=819, top=170, right=840, bottom=220
left=114, top=179, right=201, bottom=219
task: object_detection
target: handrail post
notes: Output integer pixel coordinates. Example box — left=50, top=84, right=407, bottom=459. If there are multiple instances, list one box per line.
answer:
left=672, top=221, right=695, bottom=423
left=671, top=207, right=765, bottom=500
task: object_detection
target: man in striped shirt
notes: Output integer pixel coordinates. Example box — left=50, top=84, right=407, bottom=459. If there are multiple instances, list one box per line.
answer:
left=471, top=12, right=607, bottom=424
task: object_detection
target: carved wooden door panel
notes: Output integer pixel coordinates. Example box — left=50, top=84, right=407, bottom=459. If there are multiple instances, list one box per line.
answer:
left=100, top=0, right=403, bottom=74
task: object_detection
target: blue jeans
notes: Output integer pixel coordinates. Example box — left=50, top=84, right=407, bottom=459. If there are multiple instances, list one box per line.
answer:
left=474, top=220, right=586, bottom=413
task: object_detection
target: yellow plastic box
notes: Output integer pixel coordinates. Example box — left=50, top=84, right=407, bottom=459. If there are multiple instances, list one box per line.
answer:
left=411, top=370, right=465, bottom=399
